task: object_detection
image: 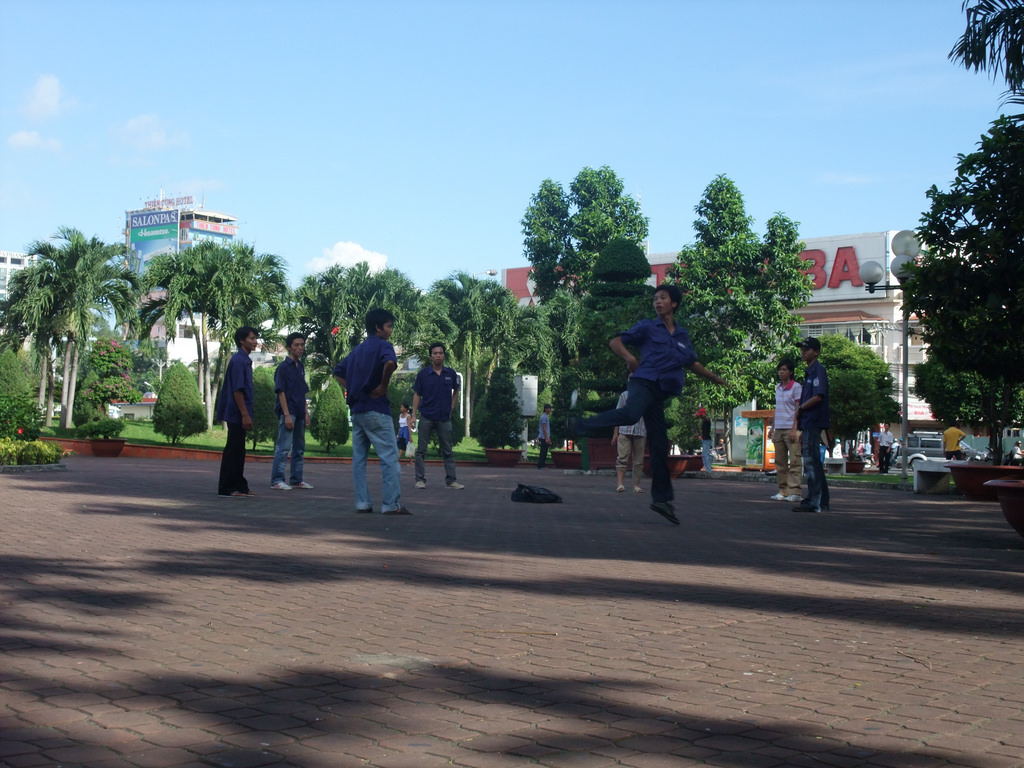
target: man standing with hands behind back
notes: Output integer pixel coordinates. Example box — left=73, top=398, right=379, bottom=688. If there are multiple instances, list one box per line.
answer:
left=271, top=332, right=312, bottom=491
left=411, top=343, right=464, bottom=490
left=793, top=337, right=830, bottom=514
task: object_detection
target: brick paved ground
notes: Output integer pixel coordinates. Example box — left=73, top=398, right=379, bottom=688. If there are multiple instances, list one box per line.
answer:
left=2, top=456, right=1023, bottom=768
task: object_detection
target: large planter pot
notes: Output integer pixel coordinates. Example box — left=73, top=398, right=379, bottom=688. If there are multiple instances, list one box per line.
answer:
left=946, top=462, right=1024, bottom=502
left=90, top=438, right=126, bottom=458
left=583, top=438, right=617, bottom=470
left=984, top=479, right=1024, bottom=539
left=845, top=459, right=866, bottom=474
left=646, top=454, right=703, bottom=476
left=483, top=448, right=522, bottom=467
left=551, top=450, right=583, bottom=470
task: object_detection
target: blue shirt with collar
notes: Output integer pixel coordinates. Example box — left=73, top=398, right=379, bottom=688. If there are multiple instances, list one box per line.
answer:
left=214, top=348, right=253, bottom=424
left=333, top=335, right=397, bottom=415
left=798, top=359, right=830, bottom=432
left=618, top=317, right=699, bottom=396
left=274, top=356, right=309, bottom=418
left=412, top=364, right=459, bottom=421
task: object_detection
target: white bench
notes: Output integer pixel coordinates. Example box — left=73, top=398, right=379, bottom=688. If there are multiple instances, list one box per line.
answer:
left=824, top=457, right=846, bottom=474
left=913, top=459, right=951, bottom=494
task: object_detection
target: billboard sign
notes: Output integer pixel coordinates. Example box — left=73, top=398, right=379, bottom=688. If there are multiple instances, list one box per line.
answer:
left=128, top=209, right=179, bottom=272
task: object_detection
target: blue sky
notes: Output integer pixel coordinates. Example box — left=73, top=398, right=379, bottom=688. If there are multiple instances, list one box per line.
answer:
left=0, top=0, right=1007, bottom=291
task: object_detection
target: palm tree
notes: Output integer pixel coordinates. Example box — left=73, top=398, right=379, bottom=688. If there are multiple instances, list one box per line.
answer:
left=950, top=0, right=1024, bottom=104
left=18, top=227, right=138, bottom=429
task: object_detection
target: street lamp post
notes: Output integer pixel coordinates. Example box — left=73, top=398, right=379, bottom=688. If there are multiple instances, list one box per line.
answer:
left=858, top=230, right=919, bottom=486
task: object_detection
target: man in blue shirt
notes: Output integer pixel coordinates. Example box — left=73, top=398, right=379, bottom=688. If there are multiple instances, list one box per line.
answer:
left=577, top=284, right=728, bottom=525
left=215, top=326, right=258, bottom=498
left=411, top=342, right=463, bottom=490
left=271, top=332, right=312, bottom=491
left=334, top=308, right=410, bottom=515
left=793, top=337, right=830, bottom=513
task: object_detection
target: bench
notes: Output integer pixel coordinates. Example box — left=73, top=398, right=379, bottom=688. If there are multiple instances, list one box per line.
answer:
left=824, top=457, right=846, bottom=474
left=913, top=459, right=951, bottom=494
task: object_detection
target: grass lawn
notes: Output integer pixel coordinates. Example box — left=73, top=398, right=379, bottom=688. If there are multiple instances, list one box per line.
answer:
left=43, top=420, right=508, bottom=463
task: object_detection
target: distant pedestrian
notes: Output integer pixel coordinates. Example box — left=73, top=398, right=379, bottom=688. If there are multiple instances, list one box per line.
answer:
left=411, top=343, right=463, bottom=489
left=537, top=403, right=553, bottom=469
left=397, top=403, right=412, bottom=461
left=877, top=423, right=894, bottom=474
left=771, top=359, right=802, bottom=502
left=696, top=407, right=713, bottom=472
left=575, top=284, right=728, bottom=526
left=334, top=309, right=410, bottom=515
left=943, top=423, right=967, bottom=460
left=613, top=390, right=645, bottom=493
left=793, top=337, right=830, bottom=514
left=216, top=326, right=258, bottom=498
left=271, top=332, right=313, bottom=491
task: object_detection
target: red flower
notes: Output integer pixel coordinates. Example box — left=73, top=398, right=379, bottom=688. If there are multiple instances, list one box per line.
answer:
left=331, top=326, right=340, bottom=336
left=17, top=428, right=23, bottom=434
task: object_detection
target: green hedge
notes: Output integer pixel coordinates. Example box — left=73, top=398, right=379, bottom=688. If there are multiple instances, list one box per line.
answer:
left=0, top=439, right=63, bottom=465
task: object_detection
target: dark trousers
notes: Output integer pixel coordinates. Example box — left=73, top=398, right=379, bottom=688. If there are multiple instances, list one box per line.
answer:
left=878, top=445, right=891, bottom=473
left=801, top=428, right=829, bottom=510
left=218, top=421, right=249, bottom=495
left=537, top=439, right=550, bottom=468
left=580, top=378, right=671, bottom=504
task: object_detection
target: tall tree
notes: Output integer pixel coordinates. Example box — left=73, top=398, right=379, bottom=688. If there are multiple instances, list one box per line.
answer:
left=950, top=0, right=1024, bottom=105
left=818, top=334, right=899, bottom=453
left=909, top=116, right=1024, bottom=458
left=17, top=227, right=138, bottom=429
left=521, top=166, right=649, bottom=301
left=666, top=175, right=811, bottom=443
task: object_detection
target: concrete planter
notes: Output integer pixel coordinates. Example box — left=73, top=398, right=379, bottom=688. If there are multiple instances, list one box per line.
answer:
left=946, top=462, right=1024, bottom=502
left=483, top=448, right=523, bottom=467
left=983, top=478, right=1024, bottom=539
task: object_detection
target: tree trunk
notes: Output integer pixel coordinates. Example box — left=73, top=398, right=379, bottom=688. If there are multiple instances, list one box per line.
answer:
left=201, top=315, right=213, bottom=429
left=65, top=343, right=81, bottom=429
left=45, top=355, right=55, bottom=427
left=37, top=350, right=47, bottom=411
left=59, top=335, right=74, bottom=430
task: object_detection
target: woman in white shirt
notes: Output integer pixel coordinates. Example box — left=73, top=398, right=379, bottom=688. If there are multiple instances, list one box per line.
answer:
left=771, top=360, right=802, bottom=502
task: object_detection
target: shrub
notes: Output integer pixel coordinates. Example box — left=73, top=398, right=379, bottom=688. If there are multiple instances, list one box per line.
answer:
left=473, top=366, right=523, bottom=449
left=0, top=438, right=62, bottom=465
left=0, top=392, right=43, bottom=441
left=79, top=339, right=142, bottom=416
left=153, top=362, right=207, bottom=445
left=250, top=367, right=278, bottom=450
left=76, top=418, right=126, bottom=440
left=310, top=380, right=349, bottom=453
left=0, top=349, right=32, bottom=397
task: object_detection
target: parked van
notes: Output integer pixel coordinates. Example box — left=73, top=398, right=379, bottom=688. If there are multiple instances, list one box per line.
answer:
left=893, top=430, right=985, bottom=467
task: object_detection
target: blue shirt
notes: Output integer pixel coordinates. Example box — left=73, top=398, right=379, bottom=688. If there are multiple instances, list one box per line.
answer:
left=618, top=317, right=698, bottom=396
left=274, top=356, right=309, bottom=418
left=798, top=359, right=830, bottom=431
left=334, top=335, right=397, bottom=415
left=214, top=348, right=253, bottom=424
left=539, top=412, right=551, bottom=439
left=412, top=365, right=459, bottom=421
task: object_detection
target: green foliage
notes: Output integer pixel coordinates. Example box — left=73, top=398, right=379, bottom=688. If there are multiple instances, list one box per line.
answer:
left=250, top=367, right=278, bottom=450
left=911, top=116, right=1024, bottom=451
left=913, top=356, right=1024, bottom=432
left=78, top=338, right=142, bottom=423
left=0, top=392, right=43, bottom=441
left=75, top=417, right=126, bottom=440
left=666, top=175, right=811, bottom=424
left=310, top=379, right=350, bottom=453
left=950, top=0, right=1024, bottom=105
left=474, top=366, right=523, bottom=449
left=0, top=349, right=32, bottom=396
left=817, top=335, right=899, bottom=447
left=522, top=166, right=649, bottom=300
left=153, top=362, right=207, bottom=445
left=0, top=438, right=62, bottom=465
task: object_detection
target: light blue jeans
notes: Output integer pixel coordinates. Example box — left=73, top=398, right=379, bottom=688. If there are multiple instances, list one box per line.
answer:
left=351, top=410, right=402, bottom=513
left=701, top=438, right=713, bottom=472
left=271, top=416, right=306, bottom=486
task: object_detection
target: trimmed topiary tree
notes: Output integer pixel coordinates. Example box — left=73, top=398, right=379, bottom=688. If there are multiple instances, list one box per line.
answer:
left=250, top=367, right=278, bottom=450
left=153, top=362, right=207, bottom=445
left=310, top=379, right=349, bottom=454
left=474, top=366, right=523, bottom=449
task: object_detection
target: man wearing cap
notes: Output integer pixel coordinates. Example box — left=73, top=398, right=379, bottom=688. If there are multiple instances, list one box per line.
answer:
left=794, top=337, right=830, bottom=513
left=696, top=407, right=713, bottom=472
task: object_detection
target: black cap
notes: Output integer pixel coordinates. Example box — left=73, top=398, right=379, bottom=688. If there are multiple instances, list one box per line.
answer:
left=800, top=337, right=821, bottom=351
left=543, top=403, right=552, bottom=409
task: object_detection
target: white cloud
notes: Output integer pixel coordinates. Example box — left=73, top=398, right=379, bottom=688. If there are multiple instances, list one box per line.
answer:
left=21, top=74, right=65, bottom=121
left=8, top=130, right=61, bottom=151
left=308, top=241, right=389, bottom=273
left=113, top=114, right=188, bottom=152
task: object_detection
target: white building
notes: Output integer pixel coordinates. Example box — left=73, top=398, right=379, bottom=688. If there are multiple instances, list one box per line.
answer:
left=0, top=250, right=36, bottom=303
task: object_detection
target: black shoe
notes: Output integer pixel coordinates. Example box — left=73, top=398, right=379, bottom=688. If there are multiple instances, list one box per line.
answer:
left=356, top=508, right=374, bottom=514
left=792, top=504, right=820, bottom=513
left=650, top=502, right=680, bottom=525
left=383, top=507, right=413, bottom=515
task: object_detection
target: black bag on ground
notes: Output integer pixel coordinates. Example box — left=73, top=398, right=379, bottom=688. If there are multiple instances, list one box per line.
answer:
left=510, top=484, right=563, bottom=503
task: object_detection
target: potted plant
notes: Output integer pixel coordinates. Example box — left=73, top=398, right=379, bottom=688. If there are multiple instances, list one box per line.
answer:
left=77, top=418, right=127, bottom=457
left=474, top=366, right=525, bottom=466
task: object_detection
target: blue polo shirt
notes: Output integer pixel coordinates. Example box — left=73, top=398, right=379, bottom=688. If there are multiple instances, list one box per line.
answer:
left=413, top=365, right=459, bottom=421
left=618, top=317, right=698, bottom=396
left=214, top=348, right=253, bottom=424
left=333, top=335, right=396, bottom=415
left=274, top=356, right=309, bottom=418
left=798, top=359, right=830, bottom=432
